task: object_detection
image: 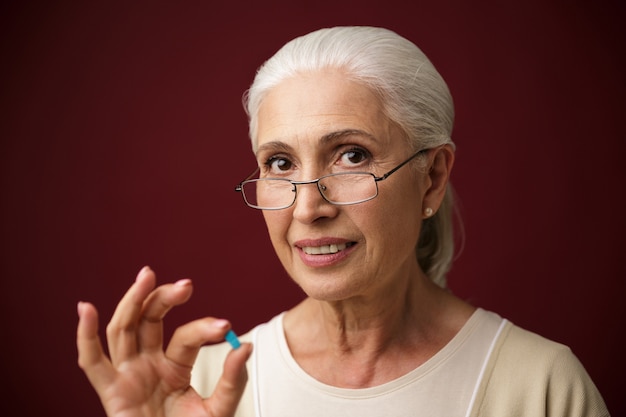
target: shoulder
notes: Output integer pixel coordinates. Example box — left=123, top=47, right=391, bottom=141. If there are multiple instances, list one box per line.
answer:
left=498, top=321, right=573, bottom=364
left=495, top=322, right=600, bottom=390
left=471, top=320, right=609, bottom=416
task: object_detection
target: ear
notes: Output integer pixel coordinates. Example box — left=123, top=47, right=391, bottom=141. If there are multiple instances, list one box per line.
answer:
left=422, top=145, right=455, bottom=218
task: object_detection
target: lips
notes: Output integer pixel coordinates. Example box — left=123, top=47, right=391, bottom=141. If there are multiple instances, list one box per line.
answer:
left=294, top=239, right=356, bottom=268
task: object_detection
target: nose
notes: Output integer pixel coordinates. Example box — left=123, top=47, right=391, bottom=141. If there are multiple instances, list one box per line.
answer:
left=292, top=181, right=338, bottom=223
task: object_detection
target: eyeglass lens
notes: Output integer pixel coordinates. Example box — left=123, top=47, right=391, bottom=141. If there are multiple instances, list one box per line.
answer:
left=242, top=173, right=378, bottom=209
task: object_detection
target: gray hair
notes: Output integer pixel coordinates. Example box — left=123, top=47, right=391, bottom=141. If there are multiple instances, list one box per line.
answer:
left=243, top=26, right=458, bottom=287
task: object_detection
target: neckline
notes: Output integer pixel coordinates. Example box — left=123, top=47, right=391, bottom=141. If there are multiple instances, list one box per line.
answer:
left=272, top=308, right=489, bottom=397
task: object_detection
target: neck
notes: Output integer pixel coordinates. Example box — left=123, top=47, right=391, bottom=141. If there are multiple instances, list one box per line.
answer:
left=282, top=267, right=473, bottom=387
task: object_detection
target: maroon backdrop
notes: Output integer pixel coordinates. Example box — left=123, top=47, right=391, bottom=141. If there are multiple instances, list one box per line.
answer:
left=1, top=1, right=623, bottom=415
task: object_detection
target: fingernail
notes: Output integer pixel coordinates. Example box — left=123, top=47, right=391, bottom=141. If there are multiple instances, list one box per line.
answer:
left=212, top=319, right=229, bottom=329
left=175, top=278, right=191, bottom=287
left=136, top=266, right=151, bottom=282
left=77, top=301, right=84, bottom=317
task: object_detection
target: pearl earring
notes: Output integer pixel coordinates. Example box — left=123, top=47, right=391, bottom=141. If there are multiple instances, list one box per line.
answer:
left=424, top=207, right=434, bottom=218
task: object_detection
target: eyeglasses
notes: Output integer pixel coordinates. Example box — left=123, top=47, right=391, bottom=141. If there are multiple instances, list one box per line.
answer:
left=235, top=148, right=429, bottom=210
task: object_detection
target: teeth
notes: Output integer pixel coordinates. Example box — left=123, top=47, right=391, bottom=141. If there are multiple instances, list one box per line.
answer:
left=303, top=243, right=347, bottom=255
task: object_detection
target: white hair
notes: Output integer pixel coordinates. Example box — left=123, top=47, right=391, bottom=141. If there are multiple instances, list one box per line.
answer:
left=243, top=26, right=458, bottom=287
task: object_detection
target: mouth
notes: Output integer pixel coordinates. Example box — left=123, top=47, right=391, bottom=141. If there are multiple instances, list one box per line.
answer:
left=301, top=242, right=355, bottom=255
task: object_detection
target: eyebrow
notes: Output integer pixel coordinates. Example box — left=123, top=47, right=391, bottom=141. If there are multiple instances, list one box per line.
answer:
left=255, top=129, right=377, bottom=156
left=321, top=129, right=377, bottom=144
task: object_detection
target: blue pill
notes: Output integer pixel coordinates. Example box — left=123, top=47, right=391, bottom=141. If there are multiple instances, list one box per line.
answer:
left=225, top=329, right=241, bottom=349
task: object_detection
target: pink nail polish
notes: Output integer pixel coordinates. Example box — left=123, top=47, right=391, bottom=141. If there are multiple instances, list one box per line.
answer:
left=175, top=278, right=192, bottom=287
left=136, top=266, right=151, bottom=282
left=212, top=319, right=229, bottom=329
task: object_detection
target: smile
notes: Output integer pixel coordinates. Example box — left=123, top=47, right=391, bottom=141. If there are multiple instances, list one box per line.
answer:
left=301, top=242, right=353, bottom=255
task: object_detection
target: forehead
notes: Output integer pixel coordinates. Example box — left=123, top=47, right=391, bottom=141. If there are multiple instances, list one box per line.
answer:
left=256, top=70, right=395, bottom=150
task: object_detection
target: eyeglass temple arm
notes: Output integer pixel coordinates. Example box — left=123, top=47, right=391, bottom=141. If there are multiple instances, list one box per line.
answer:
left=374, top=148, right=428, bottom=182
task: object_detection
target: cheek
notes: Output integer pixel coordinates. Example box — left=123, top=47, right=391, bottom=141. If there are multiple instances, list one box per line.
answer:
left=368, top=188, right=422, bottom=247
left=262, top=211, right=291, bottom=247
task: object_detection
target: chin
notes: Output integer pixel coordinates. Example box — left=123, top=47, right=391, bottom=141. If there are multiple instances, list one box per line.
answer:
left=291, top=272, right=365, bottom=303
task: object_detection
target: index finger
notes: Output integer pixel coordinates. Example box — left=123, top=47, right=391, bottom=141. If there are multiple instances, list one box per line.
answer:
left=105, top=266, right=157, bottom=364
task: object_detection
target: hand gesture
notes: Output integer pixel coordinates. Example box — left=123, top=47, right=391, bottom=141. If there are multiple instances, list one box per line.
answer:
left=76, top=266, right=252, bottom=417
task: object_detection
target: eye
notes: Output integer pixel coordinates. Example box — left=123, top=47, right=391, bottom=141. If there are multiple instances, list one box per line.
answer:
left=340, top=148, right=370, bottom=167
left=265, top=156, right=293, bottom=173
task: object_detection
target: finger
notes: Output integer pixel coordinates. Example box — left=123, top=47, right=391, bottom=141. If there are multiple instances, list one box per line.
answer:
left=106, top=266, right=157, bottom=364
left=164, top=317, right=232, bottom=369
left=205, top=343, right=253, bottom=417
left=76, top=301, right=116, bottom=390
left=137, top=278, right=194, bottom=353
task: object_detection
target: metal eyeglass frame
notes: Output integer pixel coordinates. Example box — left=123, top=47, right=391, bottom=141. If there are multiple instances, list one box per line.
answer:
left=235, top=148, right=430, bottom=210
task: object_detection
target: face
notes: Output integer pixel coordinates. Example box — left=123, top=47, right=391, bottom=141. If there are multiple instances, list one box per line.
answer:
left=255, top=70, right=430, bottom=302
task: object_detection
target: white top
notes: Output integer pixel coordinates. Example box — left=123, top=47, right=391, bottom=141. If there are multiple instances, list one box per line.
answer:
left=246, top=308, right=506, bottom=417
left=192, top=308, right=609, bottom=416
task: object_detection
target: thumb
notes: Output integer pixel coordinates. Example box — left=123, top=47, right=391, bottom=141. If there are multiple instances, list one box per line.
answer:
left=205, top=343, right=253, bottom=417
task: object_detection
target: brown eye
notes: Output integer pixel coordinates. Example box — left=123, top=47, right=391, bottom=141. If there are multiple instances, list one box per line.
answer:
left=268, top=157, right=292, bottom=172
left=341, top=148, right=368, bottom=166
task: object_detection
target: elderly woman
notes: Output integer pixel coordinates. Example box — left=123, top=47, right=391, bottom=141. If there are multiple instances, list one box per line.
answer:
left=77, top=26, right=608, bottom=416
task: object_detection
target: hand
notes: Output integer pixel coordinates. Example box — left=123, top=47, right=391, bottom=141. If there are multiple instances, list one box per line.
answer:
left=76, top=266, right=252, bottom=417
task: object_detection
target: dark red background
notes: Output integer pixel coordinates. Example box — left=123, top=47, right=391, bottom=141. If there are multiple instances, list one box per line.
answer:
left=1, top=1, right=623, bottom=415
